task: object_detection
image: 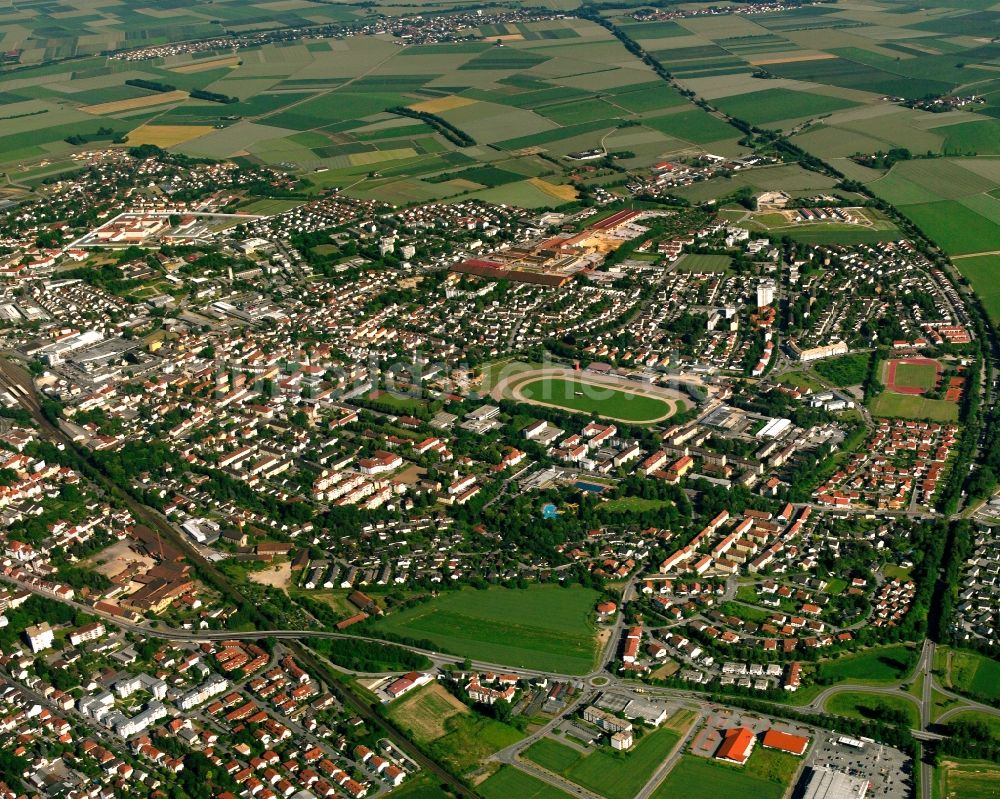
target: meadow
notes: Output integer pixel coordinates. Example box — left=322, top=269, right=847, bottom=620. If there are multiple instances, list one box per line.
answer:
left=524, top=726, right=684, bottom=799
left=815, top=644, right=917, bottom=684
left=479, top=767, right=574, bottom=799
left=517, top=377, right=675, bottom=423
left=652, top=755, right=786, bottom=799
left=373, top=584, right=600, bottom=674
left=947, top=649, right=1000, bottom=703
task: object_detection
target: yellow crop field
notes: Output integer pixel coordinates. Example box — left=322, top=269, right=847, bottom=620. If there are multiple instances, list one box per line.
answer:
left=750, top=53, right=838, bottom=66
left=80, top=90, right=189, bottom=115
left=171, top=56, right=242, bottom=73
left=126, top=125, right=215, bottom=147
left=529, top=177, right=578, bottom=202
left=409, top=95, right=478, bottom=114
left=348, top=147, right=417, bottom=166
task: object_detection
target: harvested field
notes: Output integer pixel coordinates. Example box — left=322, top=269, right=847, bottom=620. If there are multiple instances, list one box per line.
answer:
left=171, top=56, right=243, bottom=73
left=127, top=124, right=215, bottom=147
left=409, top=95, right=479, bottom=113
left=528, top=177, right=577, bottom=201
left=750, top=52, right=838, bottom=66
left=80, top=90, right=189, bottom=115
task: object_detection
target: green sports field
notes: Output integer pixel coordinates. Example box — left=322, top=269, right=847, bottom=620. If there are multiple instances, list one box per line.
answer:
left=373, top=585, right=600, bottom=674
left=870, top=391, right=959, bottom=423
left=517, top=377, right=676, bottom=423
left=891, top=362, right=938, bottom=392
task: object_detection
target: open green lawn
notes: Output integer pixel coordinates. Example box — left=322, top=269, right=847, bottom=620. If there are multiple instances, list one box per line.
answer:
left=526, top=727, right=682, bottom=799
left=518, top=378, right=675, bottom=423
left=936, top=759, right=1000, bottom=799
left=870, top=391, right=959, bottom=422
left=373, top=585, right=600, bottom=674
left=948, top=649, right=1000, bottom=703
left=675, top=253, right=732, bottom=273
left=652, top=755, right=786, bottom=799
left=479, top=767, right=574, bottom=799
left=523, top=738, right=584, bottom=773
left=956, top=254, right=1000, bottom=325
left=816, top=645, right=917, bottom=685
left=824, top=691, right=920, bottom=729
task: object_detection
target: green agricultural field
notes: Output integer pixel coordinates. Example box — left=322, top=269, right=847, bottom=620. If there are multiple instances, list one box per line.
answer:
left=373, top=585, right=601, bottom=674
left=652, top=755, right=786, bottom=799
left=643, top=109, right=736, bottom=144
left=939, top=119, right=1000, bottom=155
left=815, top=645, right=917, bottom=685
left=518, top=378, right=675, bottom=423
left=956, top=255, right=1000, bottom=324
left=713, top=88, right=858, bottom=126
left=948, top=649, right=1000, bottom=703
left=526, top=727, right=682, bottom=799
left=936, top=759, right=1000, bottom=799
left=812, top=353, right=870, bottom=386
left=824, top=692, right=920, bottom=729
left=479, top=767, right=574, bottom=799
left=898, top=200, right=999, bottom=256
left=870, top=391, right=959, bottom=423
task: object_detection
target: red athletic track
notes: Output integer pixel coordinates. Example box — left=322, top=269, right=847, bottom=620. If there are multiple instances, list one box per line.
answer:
left=886, top=357, right=940, bottom=396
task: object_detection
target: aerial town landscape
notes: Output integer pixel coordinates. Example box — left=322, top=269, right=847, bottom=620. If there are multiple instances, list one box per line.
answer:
left=0, top=0, right=998, bottom=798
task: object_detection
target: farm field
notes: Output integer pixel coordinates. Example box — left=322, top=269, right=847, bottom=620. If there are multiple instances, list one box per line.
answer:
left=652, top=755, right=786, bottom=799
left=935, top=759, right=1000, bottom=799
left=955, top=255, right=1000, bottom=325
left=713, top=88, right=858, bottom=126
left=517, top=377, right=676, bottom=423
left=866, top=159, right=1000, bottom=258
left=387, top=683, right=471, bottom=744
left=372, top=585, right=601, bottom=674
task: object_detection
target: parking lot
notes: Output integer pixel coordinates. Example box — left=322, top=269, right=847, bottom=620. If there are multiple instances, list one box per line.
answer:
left=807, top=734, right=912, bottom=799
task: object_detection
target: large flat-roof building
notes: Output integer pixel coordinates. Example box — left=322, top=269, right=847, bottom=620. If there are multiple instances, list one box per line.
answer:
left=802, top=766, right=869, bottom=799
